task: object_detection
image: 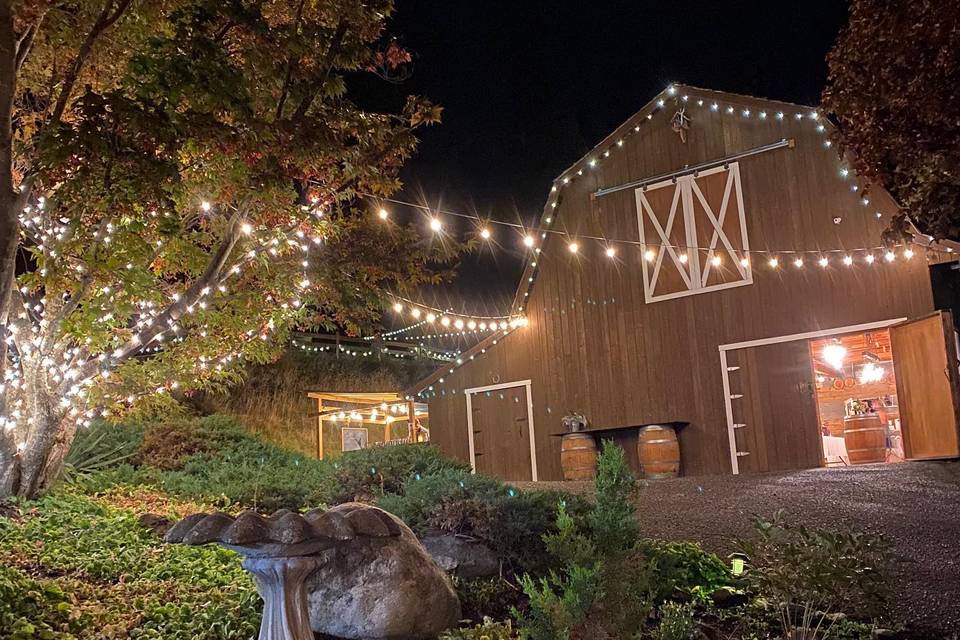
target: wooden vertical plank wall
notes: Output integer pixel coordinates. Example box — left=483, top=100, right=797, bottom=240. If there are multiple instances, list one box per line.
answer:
left=423, top=86, right=938, bottom=480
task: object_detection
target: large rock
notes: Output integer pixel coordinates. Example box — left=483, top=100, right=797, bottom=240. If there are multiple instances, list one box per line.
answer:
left=305, top=503, right=461, bottom=640
left=421, top=534, right=500, bottom=579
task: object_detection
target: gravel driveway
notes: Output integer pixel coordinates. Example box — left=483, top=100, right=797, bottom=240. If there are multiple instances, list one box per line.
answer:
left=517, top=461, right=960, bottom=635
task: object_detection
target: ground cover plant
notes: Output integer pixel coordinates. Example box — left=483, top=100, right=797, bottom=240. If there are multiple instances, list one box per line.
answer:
left=0, top=418, right=899, bottom=640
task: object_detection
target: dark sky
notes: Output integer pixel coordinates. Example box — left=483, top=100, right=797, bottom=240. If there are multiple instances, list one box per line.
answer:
left=359, top=1, right=850, bottom=316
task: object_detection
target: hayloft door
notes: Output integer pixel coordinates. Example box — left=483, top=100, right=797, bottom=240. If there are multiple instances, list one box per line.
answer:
left=465, top=381, right=537, bottom=481
left=891, top=312, right=960, bottom=459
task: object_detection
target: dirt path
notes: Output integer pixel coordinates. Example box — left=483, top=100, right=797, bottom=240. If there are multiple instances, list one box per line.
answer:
left=517, top=462, right=960, bottom=634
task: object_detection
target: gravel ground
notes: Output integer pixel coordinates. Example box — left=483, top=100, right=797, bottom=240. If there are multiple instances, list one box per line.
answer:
left=516, top=461, right=960, bottom=635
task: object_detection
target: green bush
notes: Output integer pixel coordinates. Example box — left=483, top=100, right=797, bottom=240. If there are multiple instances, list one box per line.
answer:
left=0, top=565, right=79, bottom=639
left=656, top=602, right=698, bottom=640
left=454, top=576, right=524, bottom=624
left=590, top=439, right=638, bottom=554
left=636, top=539, right=733, bottom=603
left=738, top=511, right=891, bottom=638
left=326, top=443, right=470, bottom=504
left=64, top=421, right=144, bottom=482
left=441, top=617, right=516, bottom=640
left=378, top=468, right=588, bottom=576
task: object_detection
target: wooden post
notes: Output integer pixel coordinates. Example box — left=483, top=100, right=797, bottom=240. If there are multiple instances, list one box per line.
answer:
left=316, top=397, right=324, bottom=460
left=407, top=399, right=416, bottom=443
left=384, top=418, right=392, bottom=443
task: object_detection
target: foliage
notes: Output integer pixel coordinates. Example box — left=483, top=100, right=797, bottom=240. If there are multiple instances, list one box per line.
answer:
left=327, top=443, right=470, bottom=503
left=822, top=0, right=960, bottom=242
left=0, top=565, right=79, bottom=639
left=655, top=602, right=698, bottom=640
left=0, top=492, right=259, bottom=639
left=2, top=0, right=457, bottom=499
left=378, top=468, right=588, bottom=576
left=738, top=512, right=891, bottom=639
left=454, top=577, right=524, bottom=628
left=62, top=421, right=143, bottom=482
left=440, top=617, right=517, bottom=640
left=589, top=439, right=638, bottom=555
left=635, top=539, right=732, bottom=603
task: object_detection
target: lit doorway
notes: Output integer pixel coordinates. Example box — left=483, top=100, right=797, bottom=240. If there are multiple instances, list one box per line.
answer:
left=809, top=330, right=904, bottom=466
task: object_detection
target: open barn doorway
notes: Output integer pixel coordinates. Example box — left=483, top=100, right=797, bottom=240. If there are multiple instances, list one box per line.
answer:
left=721, top=313, right=960, bottom=474
left=809, top=330, right=904, bottom=465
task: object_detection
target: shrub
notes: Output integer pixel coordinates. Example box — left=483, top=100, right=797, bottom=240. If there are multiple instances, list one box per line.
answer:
left=636, top=539, right=733, bottom=603
left=378, top=468, right=588, bottom=576
left=441, top=617, right=517, bottom=640
left=738, top=511, right=891, bottom=638
left=454, top=576, right=524, bottom=624
left=64, top=421, right=144, bottom=482
left=325, top=443, right=470, bottom=504
left=590, top=439, right=638, bottom=554
left=656, top=602, right=698, bottom=640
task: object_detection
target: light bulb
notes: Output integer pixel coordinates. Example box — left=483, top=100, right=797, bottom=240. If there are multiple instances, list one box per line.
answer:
left=523, top=235, right=535, bottom=247
left=679, top=253, right=688, bottom=264
left=411, top=308, right=421, bottom=318
left=429, top=218, right=442, bottom=232
left=769, top=257, right=779, bottom=268
left=819, top=257, right=829, bottom=268
left=567, top=241, right=578, bottom=253
left=794, top=258, right=804, bottom=268
left=378, top=208, right=389, bottom=220
left=843, top=255, right=853, bottom=266
left=440, top=316, right=450, bottom=327
left=480, top=228, right=491, bottom=240
left=454, top=319, right=464, bottom=330
left=644, top=249, right=656, bottom=262
left=884, top=251, right=895, bottom=262
left=393, top=302, right=403, bottom=313
left=865, top=254, right=875, bottom=264
left=740, top=257, right=750, bottom=267
left=711, top=255, right=721, bottom=266
left=426, top=313, right=436, bottom=323
left=904, top=249, right=914, bottom=259
left=241, top=223, right=253, bottom=235
left=605, top=247, right=616, bottom=258
left=200, top=201, right=211, bottom=212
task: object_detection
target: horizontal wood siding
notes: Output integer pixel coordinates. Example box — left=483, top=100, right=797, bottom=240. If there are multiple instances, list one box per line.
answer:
left=427, top=88, right=936, bottom=480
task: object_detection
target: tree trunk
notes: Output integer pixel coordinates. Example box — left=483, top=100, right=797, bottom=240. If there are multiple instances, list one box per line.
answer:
left=17, top=384, right=73, bottom=499
left=0, top=364, right=74, bottom=499
left=0, top=0, right=18, bottom=331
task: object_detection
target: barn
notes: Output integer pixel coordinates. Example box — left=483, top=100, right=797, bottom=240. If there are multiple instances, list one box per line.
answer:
left=408, top=84, right=960, bottom=481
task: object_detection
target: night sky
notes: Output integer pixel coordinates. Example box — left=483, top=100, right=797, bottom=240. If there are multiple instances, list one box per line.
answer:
left=359, top=1, right=851, bottom=317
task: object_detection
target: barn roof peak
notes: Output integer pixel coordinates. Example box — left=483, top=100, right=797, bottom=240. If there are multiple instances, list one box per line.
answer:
left=406, top=84, right=825, bottom=397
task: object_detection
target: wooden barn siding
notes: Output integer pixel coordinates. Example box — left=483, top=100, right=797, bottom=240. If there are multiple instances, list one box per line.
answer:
left=428, top=91, right=935, bottom=480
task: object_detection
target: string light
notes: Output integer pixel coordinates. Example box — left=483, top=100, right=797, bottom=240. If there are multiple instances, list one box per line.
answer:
left=378, top=208, right=389, bottom=220
left=429, top=218, right=442, bottom=232
left=480, top=228, right=491, bottom=240
left=523, top=235, right=535, bottom=247
left=605, top=247, right=616, bottom=258
left=769, top=257, right=779, bottom=268
left=567, top=241, right=579, bottom=253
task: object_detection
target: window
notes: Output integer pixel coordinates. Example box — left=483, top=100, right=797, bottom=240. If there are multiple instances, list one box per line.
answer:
left=634, top=162, right=752, bottom=303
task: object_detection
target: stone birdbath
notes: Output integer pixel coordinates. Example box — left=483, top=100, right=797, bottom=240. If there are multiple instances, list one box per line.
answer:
left=165, top=505, right=402, bottom=640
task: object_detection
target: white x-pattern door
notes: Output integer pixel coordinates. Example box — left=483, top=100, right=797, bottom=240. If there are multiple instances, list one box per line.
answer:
left=635, top=162, right=752, bottom=303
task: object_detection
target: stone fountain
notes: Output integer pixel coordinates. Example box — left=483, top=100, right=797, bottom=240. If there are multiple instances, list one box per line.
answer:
left=165, top=503, right=454, bottom=640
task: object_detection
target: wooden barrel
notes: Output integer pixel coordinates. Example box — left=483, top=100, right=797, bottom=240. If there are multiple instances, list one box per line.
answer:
left=637, top=425, right=680, bottom=479
left=560, top=433, right=598, bottom=480
left=843, top=414, right=886, bottom=464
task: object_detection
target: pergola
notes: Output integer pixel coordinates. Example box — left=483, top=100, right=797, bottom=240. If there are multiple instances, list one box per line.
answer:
left=306, top=391, right=429, bottom=459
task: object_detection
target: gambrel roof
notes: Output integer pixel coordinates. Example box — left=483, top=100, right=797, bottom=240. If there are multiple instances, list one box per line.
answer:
left=405, top=83, right=941, bottom=397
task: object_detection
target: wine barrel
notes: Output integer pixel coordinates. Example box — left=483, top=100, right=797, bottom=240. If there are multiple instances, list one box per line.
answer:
left=843, top=414, right=886, bottom=464
left=560, top=433, right=598, bottom=480
left=637, top=425, right=680, bottom=479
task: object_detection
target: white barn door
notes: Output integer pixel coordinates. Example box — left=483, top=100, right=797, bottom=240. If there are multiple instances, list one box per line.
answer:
left=635, top=163, right=752, bottom=303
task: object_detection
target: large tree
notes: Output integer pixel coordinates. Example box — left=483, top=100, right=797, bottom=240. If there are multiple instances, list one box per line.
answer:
left=0, top=0, right=449, bottom=498
left=822, top=0, right=960, bottom=242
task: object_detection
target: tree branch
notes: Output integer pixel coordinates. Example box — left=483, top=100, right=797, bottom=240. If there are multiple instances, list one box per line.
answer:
left=291, top=20, right=347, bottom=122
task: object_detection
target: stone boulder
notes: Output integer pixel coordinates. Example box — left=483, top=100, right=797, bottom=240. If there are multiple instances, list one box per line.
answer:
left=305, top=503, right=461, bottom=640
left=421, top=534, right=500, bottom=579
